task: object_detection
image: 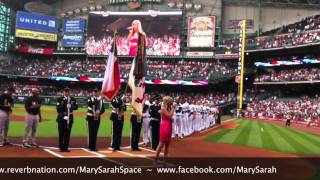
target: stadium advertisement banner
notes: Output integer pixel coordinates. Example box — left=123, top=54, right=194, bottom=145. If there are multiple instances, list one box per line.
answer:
left=187, top=16, right=216, bottom=47
left=228, top=19, right=254, bottom=29
left=62, top=19, right=85, bottom=33
left=61, top=34, right=84, bottom=47
left=15, top=29, right=57, bottom=42
left=51, top=76, right=208, bottom=86
left=86, top=11, right=182, bottom=56
left=254, top=58, right=320, bottom=67
left=216, top=54, right=239, bottom=60
left=186, top=51, right=214, bottom=57
left=16, top=11, right=58, bottom=33
left=19, top=45, right=54, bottom=55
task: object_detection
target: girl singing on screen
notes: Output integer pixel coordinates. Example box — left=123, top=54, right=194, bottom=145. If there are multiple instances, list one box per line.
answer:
left=127, top=20, right=146, bottom=80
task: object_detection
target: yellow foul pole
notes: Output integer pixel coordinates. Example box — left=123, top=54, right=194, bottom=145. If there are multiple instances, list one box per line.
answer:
left=237, top=20, right=246, bottom=113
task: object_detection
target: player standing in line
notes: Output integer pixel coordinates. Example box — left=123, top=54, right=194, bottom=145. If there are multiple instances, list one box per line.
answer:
left=0, top=87, right=14, bottom=146
left=23, top=88, right=42, bottom=148
left=174, top=98, right=183, bottom=139
left=142, top=94, right=151, bottom=147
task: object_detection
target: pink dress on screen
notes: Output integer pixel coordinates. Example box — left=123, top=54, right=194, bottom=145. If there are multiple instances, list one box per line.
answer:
left=129, top=35, right=138, bottom=56
left=159, top=111, right=173, bottom=143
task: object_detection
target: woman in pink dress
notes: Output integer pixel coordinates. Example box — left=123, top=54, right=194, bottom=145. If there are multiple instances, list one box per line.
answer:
left=127, top=20, right=144, bottom=56
left=127, top=19, right=146, bottom=80
left=155, top=96, right=176, bottom=164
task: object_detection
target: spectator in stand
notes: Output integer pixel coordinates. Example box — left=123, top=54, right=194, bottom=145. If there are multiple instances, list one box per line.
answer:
left=255, top=68, right=320, bottom=82
left=2, top=58, right=237, bottom=82
left=246, top=96, right=320, bottom=125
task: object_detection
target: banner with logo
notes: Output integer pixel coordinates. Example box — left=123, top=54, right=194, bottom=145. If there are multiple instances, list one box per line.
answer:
left=186, top=51, right=214, bottom=57
left=62, top=19, right=85, bottom=33
left=228, top=19, right=253, bottom=29
left=19, top=45, right=54, bottom=55
left=16, top=29, right=57, bottom=42
left=61, top=34, right=84, bottom=47
left=16, top=11, right=58, bottom=33
left=187, top=16, right=216, bottom=47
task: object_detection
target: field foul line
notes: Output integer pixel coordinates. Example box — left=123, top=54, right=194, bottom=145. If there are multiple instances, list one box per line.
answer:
left=43, top=149, right=64, bottom=158
left=200, top=118, right=237, bottom=134
left=81, top=148, right=127, bottom=166
left=117, top=149, right=157, bottom=161
left=139, top=147, right=164, bottom=156
left=80, top=148, right=107, bottom=158
left=116, top=149, right=174, bottom=167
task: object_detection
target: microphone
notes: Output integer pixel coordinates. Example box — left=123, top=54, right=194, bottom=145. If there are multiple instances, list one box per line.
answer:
left=127, top=27, right=133, bottom=30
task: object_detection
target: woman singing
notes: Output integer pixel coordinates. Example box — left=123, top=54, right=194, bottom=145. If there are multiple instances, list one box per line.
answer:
left=155, top=96, right=176, bottom=164
left=127, top=20, right=146, bottom=80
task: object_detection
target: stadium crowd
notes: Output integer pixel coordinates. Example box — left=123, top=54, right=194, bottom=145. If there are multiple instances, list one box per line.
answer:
left=0, top=58, right=237, bottom=81
left=86, top=34, right=180, bottom=56
left=255, top=68, right=320, bottom=82
left=245, top=96, right=320, bottom=123
left=0, top=83, right=236, bottom=107
left=220, top=14, right=320, bottom=51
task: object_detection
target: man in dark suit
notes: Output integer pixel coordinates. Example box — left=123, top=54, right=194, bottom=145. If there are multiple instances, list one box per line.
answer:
left=56, top=88, right=78, bottom=152
left=110, top=93, right=126, bottom=151
left=86, top=88, right=105, bottom=151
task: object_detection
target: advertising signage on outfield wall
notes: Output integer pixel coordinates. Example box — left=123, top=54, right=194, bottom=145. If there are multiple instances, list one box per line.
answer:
left=62, top=34, right=84, bottom=47
left=187, top=16, right=216, bottom=48
left=62, top=19, right=85, bottom=33
left=15, top=29, right=57, bottom=42
left=16, top=11, right=58, bottom=33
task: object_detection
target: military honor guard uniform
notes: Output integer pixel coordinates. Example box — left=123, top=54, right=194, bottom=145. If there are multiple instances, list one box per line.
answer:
left=86, top=89, right=105, bottom=151
left=130, top=110, right=142, bottom=151
left=149, top=95, right=161, bottom=150
left=56, top=88, right=78, bottom=152
left=110, top=93, right=126, bottom=151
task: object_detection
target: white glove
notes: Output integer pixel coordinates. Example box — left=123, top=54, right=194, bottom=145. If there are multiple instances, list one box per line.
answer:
left=63, top=116, right=69, bottom=121
left=66, top=104, right=71, bottom=109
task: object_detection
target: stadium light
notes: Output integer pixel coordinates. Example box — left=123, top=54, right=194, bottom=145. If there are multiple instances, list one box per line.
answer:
left=67, top=10, right=73, bottom=16
left=194, top=4, right=202, bottom=11
left=89, top=6, right=96, bottom=11
left=96, top=5, right=103, bottom=10
left=74, top=8, right=81, bottom=14
left=185, top=2, right=193, bottom=10
left=176, top=2, right=183, bottom=8
left=82, top=7, right=88, bottom=12
left=168, top=2, right=175, bottom=8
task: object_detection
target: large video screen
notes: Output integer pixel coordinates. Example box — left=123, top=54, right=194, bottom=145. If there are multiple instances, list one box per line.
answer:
left=86, top=11, right=182, bottom=56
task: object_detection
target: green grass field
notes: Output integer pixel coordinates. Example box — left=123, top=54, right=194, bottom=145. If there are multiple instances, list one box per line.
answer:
left=10, top=104, right=233, bottom=138
left=9, top=104, right=134, bottom=137
left=205, top=119, right=320, bottom=155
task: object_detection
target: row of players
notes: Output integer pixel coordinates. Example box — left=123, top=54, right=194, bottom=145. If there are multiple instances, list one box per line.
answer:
left=0, top=87, right=221, bottom=152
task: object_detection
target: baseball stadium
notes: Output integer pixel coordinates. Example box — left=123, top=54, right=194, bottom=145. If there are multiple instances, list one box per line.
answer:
left=1, top=0, right=320, bottom=179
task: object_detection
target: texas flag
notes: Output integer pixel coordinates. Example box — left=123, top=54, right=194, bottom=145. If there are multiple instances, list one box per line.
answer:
left=101, top=37, right=121, bottom=101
